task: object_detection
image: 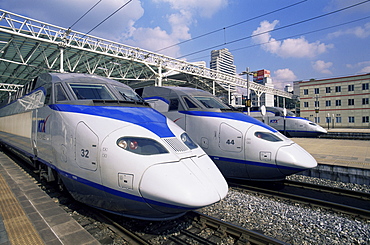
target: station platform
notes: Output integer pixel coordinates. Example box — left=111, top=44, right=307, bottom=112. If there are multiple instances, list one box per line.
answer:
left=291, top=133, right=370, bottom=185
left=0, top=152, right=99, bottom=245
left=292, top=137, right=370, bottom=170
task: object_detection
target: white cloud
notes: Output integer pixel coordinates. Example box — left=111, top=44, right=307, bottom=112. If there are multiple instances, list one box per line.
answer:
left=312, top=60, right=333, bottom=74
left=252, top=20, right=333, bottom=58
left=346, top=61, right=370, bottom=74
left=125, top=0, right=228, bottom=56
left=328, top=22, right=370, bottom=39
left=125, top=26, right=181, bottom=57
left=272, top=69, right=297, bottom=90
left=168, top=10, right=192, bottom=40
left=359, top=66, right=370, bottom=73
left=153, top=0, right=228, bottom=18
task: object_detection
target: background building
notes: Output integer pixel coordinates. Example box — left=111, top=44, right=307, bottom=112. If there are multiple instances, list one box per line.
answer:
left=299, top=74, right=370, bottom=128
left=210, top=48, right=236, bottom=75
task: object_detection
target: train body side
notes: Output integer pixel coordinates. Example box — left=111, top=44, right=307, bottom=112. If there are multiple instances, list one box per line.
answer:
left=0, top=73, right=228, bottom=220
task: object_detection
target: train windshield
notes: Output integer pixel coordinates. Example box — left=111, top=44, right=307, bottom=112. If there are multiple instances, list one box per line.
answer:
left=114, top=86, right=144, bottom=103
left=193, top=96, right=230, bottom=109
left=286, top=110, right=295, bottom=117
left=69, top=84, right=115, bottom=100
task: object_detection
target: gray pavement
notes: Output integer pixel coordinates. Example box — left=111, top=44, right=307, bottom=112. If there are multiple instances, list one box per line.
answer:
left=291, top=137, right=370, bottom=169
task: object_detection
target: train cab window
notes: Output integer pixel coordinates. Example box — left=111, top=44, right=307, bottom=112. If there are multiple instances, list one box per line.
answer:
left=55, top=84, right=69, bottom=101
left=193, top=96, right=230, bottom=109
left=69, top=84, right=115, bottom=100
left=169, top=98, right=179, bottom=111
left=255, top=132, right=282, bottom=142
left=44, top=85, right=52, bottom=105
left=183, top=97, right=199, bottom=109
left=114, top=86, right=143, bottom=103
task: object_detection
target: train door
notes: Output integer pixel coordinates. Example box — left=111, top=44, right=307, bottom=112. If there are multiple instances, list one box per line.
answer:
left=296, top=120, right=307, bottom=132
left=75, top=122, right=99, bottom=172
left=31, top=109, right=38, bottom=163
left=217, top=122, right=248, bottom=178
left=166, top=98, right=186, bottom=130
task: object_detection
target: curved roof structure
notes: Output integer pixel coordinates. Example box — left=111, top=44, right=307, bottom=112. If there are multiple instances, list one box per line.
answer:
left=0, top=9, right=293, bottom=101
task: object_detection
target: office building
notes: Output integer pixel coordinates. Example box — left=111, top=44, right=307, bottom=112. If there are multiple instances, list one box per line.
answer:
left=299, top=74, right=370, bottom=128
left=210, top=48, right=236, bottom=75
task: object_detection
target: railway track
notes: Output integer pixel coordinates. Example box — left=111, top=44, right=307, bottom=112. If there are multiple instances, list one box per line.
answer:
left=98, top=211, right=287, bottom=245
left=228, top=179, right=370, bottom=219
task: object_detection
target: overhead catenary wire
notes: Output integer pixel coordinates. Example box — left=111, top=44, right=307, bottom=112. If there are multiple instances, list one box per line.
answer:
left=69, top=0, right=103, bottom=29
left=176, top=0, right=370, bottom=59
left=85, top=0, right=133, bottom=36
left=187, top=15, right=370, bottom=62
left=155, top=0, right=308, bottom=52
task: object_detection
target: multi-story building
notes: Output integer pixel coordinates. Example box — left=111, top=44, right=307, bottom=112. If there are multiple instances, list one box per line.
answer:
left=298, top=74, right=370, bottom=128
left=210, top=48, right=236, bottom=75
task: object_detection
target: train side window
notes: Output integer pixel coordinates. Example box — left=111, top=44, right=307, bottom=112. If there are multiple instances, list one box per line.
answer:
left=169, top=99, right=179, bottom=111
left=44, top=84, right=52, bottom=105
left=55, top=84, right=69, bottom=101
left=183, top=97, right=199, bottom=109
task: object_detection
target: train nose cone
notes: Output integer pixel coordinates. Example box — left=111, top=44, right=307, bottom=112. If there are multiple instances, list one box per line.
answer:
left=276, top=144, right=317, bottom=175
left=139, top=156, right=228, bottom=214
left=319, top=126, right=328, bottom=134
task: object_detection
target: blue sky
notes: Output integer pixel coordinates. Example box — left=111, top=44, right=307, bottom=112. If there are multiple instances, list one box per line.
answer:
left=1, top=0, right=370, bottom=89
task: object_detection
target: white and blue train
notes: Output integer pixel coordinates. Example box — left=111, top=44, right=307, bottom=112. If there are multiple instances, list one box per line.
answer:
left=139, top=86, right=317, bottom=181
left=0, top=73, right=228, bottom=220
left=248, top=107, right=327, bottom=137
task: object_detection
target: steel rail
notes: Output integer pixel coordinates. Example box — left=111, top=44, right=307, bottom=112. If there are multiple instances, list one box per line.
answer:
left=229, top=180, right=370, bottom=219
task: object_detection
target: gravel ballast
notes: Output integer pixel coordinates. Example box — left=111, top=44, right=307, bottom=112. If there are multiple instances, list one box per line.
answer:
left=199, top=175, right=370, bottom=245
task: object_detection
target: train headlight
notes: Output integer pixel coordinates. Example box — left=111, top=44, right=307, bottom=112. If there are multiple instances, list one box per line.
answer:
left=180, top=133, right=198, bottom=149
left=117, top=137, right=169, bottom=155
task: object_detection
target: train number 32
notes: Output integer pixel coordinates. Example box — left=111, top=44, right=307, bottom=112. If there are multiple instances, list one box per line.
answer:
left=81, top=149, right=90, bottom=158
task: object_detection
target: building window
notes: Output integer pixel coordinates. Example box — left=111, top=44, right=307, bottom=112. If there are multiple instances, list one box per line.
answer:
left=363, top=98, right=369, bottom=105
left=325, top=87, right=331, bottom=93
left=335, top=86, right=341, bottom=92
left=304, top=102, right=309, bottom=107
left=314, top=101, right=320, bottom=107
left=348, top=117, right=355, bottom=123
left=326, top=100, right=331, bottom=106
left=336, top=117, right=342, bottom=123
left=303, top=89, right=308, bottom=95
left=363, top=83, right=369, bottom=90
left=315, top=117, right=320, bottom=123
left=335, top=100, right=341, bottom=106
left=363, top=116, right=369, bottom=123
left=314, top=88, right=320, bottom=94
left=348, top=84, right=354, bottom=91
left=348, top=99, right=354, bottom=106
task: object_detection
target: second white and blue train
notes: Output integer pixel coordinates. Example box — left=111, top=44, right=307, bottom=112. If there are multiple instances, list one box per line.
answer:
left=139, top=86, right=318, bottom=181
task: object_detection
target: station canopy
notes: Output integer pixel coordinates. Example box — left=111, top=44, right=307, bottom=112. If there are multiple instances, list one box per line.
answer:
left=0, top=9, right=292, bottom=102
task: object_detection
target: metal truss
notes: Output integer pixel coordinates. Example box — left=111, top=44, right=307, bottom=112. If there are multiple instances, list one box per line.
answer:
left=0, top=82, right=23, bottom=92
left=0, top=9, right=292, bottom=99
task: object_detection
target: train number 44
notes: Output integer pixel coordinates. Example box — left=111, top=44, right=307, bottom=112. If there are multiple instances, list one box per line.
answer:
left=226, top=139, right=235, bottom=145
